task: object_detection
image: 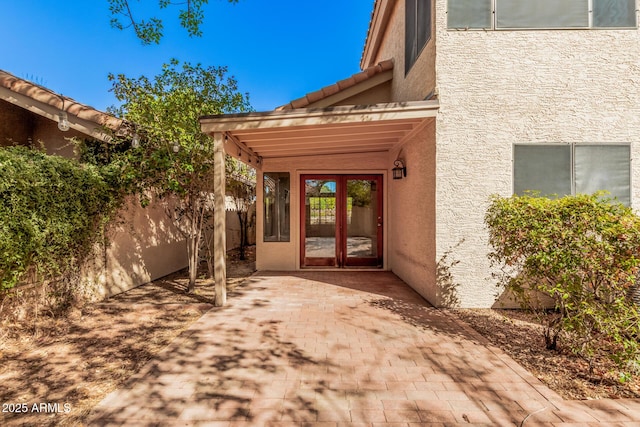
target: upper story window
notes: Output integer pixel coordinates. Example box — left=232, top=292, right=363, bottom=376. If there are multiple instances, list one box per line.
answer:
left=448, top=0, right=637, bottom=30
left=405, top=0, right=432, bottom=74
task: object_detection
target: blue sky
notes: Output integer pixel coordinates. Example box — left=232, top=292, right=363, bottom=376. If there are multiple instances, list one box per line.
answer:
left=0, top=0, right=373, bottom=112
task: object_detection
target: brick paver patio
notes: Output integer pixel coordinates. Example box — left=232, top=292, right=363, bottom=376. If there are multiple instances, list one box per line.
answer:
left=90, top=272, right=640, bottom=426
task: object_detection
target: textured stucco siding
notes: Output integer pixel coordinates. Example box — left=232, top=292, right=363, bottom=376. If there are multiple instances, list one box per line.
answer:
left=84, top=196, right=188, bottom=299
left=372, top=0, right=437, bottom=102
left=434, top=0, right=640, bottom=307
left=388, top=121, right=438, bottom=305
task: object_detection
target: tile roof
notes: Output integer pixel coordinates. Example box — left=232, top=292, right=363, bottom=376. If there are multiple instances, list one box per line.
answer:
left=361, top=0, right=382, bottom=67
left=276, top=59, right=394, bottom=111
left=0, top=69, right=121, bottom=131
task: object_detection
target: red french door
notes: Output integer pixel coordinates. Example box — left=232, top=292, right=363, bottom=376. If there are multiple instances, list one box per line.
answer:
left=301, top=175, right=383, bottom=268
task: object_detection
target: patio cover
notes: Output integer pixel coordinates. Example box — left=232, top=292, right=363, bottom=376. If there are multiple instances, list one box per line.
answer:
left=199, top=100, right=439, bottom=306
left=200, top=100, right=439, bottom=162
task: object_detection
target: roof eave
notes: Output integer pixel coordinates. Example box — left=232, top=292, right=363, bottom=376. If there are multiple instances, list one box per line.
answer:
left=361, top=0, right=395, bottom=70
left=0, top=69, right=121, bottom=141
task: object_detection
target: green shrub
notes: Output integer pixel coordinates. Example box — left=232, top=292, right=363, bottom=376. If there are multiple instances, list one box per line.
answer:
left=486, top=193, right=640, bottom=378
left=0, top=146, right=125, bottom=291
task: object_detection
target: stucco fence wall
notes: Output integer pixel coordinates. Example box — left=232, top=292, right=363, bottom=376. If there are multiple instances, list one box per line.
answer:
left=433, top=0, right=640, bottom=308
left=83, top=197, right=254, bottom=300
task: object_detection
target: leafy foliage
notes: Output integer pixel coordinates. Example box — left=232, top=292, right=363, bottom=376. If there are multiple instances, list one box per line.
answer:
left=0, top=146, right=125, bottom=291
left=108, top=59, right=250, bottom=293
left=108, top=0, right=239, bottom=45
left=486, top=193, right=640, bottom=378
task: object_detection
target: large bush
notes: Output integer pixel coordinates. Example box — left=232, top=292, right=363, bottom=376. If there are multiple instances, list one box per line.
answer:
left=0, top=146, right=124, bottom=291
left=486, top=193, right=640, bottom=378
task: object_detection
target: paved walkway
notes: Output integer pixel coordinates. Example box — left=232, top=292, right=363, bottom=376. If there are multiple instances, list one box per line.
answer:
left=90, top=272, right=640, bottom=426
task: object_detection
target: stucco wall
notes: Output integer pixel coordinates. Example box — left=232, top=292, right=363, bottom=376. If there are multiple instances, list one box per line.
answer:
left=388, top=121, right=438, bottom=305
left=0, top=100, right=84, bottom=157
left=337, top=81, right=392, bottom=107
left=433, top=0, right=640, bottom=307
left=371, top=0, right=437, bottom=102
left=258, top=152, right=389, bottom=271
left=0, top=101, right=190, bottom=298
left=226, top=205, right=256, bottom=250
left=84, top=196, right=188, bottom=299
left=32, top=115, right=85, bottom=158
left=0, top=99, right=32, bottom=145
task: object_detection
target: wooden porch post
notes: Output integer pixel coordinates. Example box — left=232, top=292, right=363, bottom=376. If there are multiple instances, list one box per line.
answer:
left=213, top=132, right=227, bottom=306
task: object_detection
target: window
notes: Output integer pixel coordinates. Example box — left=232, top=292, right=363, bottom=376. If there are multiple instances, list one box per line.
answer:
left=497, top=0, right=588, bottom=29
left=263, top=172, right=290, bottom=242
left=514, top=145, right=572, bottom=197
left=574, top=145, right=631, bottom=205
left=448, top=0, right=637, bottom=30
left=593, top=0, right=637, bottom=28
left=405, top=0, right=432, bottom=74
left=514, top=144, right=631, bottom=205
left=447, top=0, right=493, bottom=29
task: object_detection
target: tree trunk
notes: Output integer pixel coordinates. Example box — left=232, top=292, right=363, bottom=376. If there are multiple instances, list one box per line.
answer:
left=237, top=210, right=246, bottom=261
left=187, top=232, right=199, bottom=293
left=186, top=201, right=205, bottom=293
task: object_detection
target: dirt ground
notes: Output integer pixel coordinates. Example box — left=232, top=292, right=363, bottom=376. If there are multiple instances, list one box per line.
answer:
left=2, top=253, right=640, bottom=426
left=0, top=246, right=255, bottom=427
left=451, top=308, right=640, bottom=400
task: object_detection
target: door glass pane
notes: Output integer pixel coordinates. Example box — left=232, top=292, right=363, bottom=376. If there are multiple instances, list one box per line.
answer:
left=575, top=145, right=630, bottom=206
left=496, top=0, right=588, bottom=28
left=346, top=179, right=378, bottom=258
left=305, top=179, right=336, bottom=258
left=514, top=145, right=572, bottom=197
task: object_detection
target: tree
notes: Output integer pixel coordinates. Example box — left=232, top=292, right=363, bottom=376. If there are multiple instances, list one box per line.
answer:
left=108, top=0, right=239, bottom=45
left=108, top=59, right=250, bottom=295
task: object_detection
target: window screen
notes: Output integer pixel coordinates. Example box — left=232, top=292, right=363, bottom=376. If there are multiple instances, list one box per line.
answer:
left=593, top=0, right=637, bottom=28
left=417, top=0, right=432, bottom=50
left=263, top=172, right=290, bottom=242
left=405, top=0, right=431, bottom=74
left=496, top=0, right=589, bottom=29
left=448, top=0, right=493, bottom=29
left=514, top=145, right=572, bottom=197
left=575, top=145, right=631, bottom=206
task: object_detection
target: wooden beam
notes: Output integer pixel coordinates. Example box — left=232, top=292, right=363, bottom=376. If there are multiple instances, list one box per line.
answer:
left=200, top=101, right=439, bottom=134
left=249, top=138, right=397, bottom=152
left=213, top=132, right=227, bottom=307
left=231, top=120, right=416, bottom=139
left=259, top=146, right=393, bottom=158
left=239, top=129, right=412, bottom=145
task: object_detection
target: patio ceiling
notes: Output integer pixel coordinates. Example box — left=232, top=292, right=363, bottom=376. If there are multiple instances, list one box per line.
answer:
left=200, top=100, right=439, bottom=162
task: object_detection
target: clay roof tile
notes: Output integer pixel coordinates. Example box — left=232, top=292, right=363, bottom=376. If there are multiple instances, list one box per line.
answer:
left=276, top=59, right=394, bottom=110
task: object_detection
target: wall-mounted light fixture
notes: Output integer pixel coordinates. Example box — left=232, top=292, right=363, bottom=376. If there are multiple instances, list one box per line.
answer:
left=392, top=159, right=406, bottom=180
left=57, top=97, right=70, bottom=132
